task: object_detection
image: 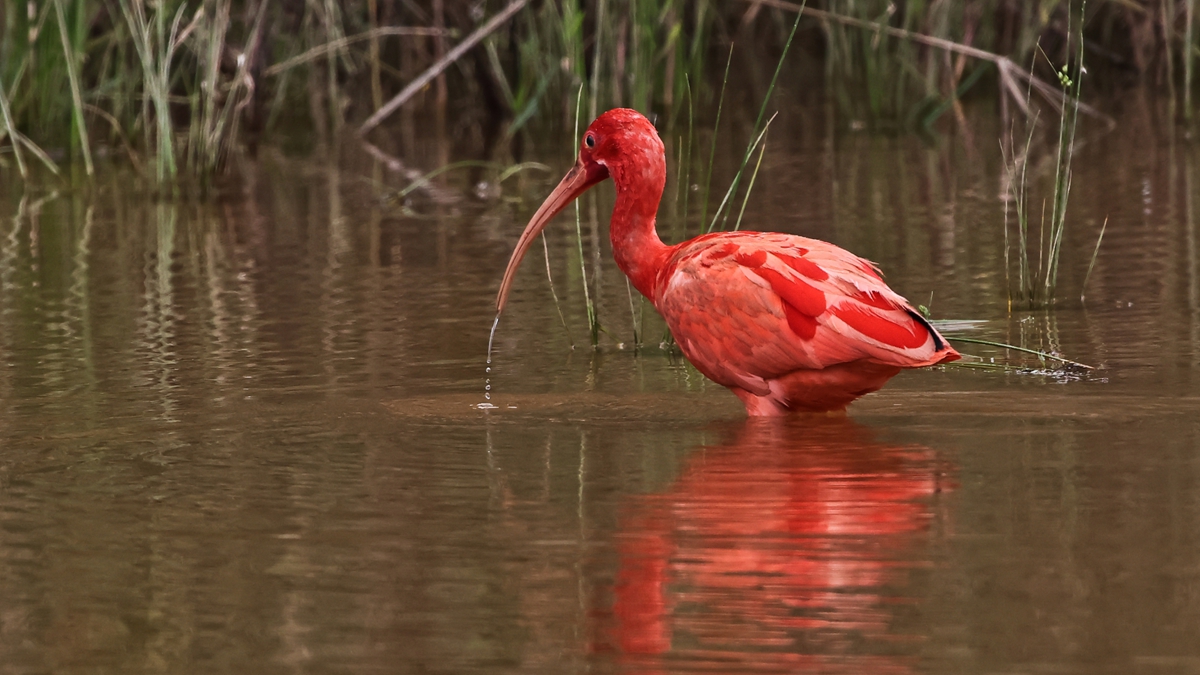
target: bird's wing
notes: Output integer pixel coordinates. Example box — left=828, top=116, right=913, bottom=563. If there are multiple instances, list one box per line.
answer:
left=655, top=232, right=955, bottom=396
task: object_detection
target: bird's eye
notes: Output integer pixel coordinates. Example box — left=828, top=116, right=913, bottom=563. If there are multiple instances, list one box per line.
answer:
left=584, top=134, right=596, bottom=148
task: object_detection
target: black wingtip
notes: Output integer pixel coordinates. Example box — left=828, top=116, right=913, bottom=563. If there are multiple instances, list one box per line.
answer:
left=905, top=308, right=947, bottom=351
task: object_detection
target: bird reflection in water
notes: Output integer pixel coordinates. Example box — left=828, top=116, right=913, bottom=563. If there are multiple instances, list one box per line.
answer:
left=598, top=417, right=951, bottom=673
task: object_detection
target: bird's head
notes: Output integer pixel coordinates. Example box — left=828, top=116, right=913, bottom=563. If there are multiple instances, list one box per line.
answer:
left=496, top=109, right=663, bottom=314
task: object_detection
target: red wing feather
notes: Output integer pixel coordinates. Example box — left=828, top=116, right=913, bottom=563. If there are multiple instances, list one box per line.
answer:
left=733, top=249, right=767, bottom=268
left=781, top=303, right=818, bottom=340
left=832, top=304, right=928, bottom=349
left=850, top=289, right=900, bottom=310
left=750, top=267, right=826, bottom=319
left=777, top=253, right=829, bottom=281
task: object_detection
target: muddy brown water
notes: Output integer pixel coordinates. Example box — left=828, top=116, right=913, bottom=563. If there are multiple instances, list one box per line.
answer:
left=0, top=101, right=1198, bottom=674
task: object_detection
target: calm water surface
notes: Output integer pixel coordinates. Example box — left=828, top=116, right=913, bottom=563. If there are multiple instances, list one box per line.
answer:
left=0, top=101, right=1198, bottom=674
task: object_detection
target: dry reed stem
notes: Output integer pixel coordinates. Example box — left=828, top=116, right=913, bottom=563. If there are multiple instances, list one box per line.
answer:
left=358, top=0, right=528, bottom=135
left=744, top=0, right=1114, bottom=127
left=367, top=0, right=384, bottom=111
left=0, top=79, right=28, bottom=178
left=1187, top=0, right=1196, bottom=118
left=264, top=27, right=451, bottom=77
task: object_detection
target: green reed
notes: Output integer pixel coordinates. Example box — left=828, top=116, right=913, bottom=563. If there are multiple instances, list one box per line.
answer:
left=1, top=0, right=1200, bottom=186
left=52, top=0, right=92, bottom=176
left=570, top=85, right=600, bottom=346
left=707, top=2, right=802, bottom=233
left=1002, top=9, right=1085, bottom=310
left=116, top=0, right=188, bottom=182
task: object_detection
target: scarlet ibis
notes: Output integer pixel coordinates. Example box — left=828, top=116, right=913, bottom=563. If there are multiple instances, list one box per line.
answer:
left=497, top=109, right=959, bottom=415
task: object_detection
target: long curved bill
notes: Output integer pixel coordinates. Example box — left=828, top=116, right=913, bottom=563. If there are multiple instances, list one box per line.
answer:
left=496, top=158, right=608, bottom=314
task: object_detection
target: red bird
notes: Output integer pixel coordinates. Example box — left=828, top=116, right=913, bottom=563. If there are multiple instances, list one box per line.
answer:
left=497, top=109, right=959, bottom=416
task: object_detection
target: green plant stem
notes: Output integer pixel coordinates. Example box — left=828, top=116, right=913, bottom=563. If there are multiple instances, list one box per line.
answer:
left=699, top=45, right=733, bottom=234
left=709, top=2, right=802, bottom=231
left=571, top=85, right=598, bottom=345
left=733, top=126, right=771, bottom=231
left=541, top=233, right=574, bottom=348
left=681, top=76, right=694, bottom=229
left=53, top=0, right=93, bottom=176
left=706, top=112, right=775, bottom=232
left=1081, top=217, right=1107, bottom=303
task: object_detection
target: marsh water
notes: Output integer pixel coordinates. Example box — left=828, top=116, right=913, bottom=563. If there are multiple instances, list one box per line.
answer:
left=1, top=95, right=1199, bottom=674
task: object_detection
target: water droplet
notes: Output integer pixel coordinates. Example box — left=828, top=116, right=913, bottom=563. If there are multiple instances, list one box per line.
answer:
left=485, top=316, right=502, bottom=405
left=485, top=366, right=491, bottom=374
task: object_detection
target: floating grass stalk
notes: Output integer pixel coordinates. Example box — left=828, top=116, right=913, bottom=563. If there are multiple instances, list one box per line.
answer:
left=946, top=336, right=1094, bottom=371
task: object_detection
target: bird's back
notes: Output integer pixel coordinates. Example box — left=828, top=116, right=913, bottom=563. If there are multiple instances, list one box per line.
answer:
left=654, top=231, right=958, bottom=413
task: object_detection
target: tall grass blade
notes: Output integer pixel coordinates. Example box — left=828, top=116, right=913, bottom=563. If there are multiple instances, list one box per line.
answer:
left=708, top=1, right=803, bottom=232
left=1081, top=217, right=1107, bottom=303
left=542, top=233, right=574, bottom=348
left=571, top=85, right=598, bottom=345
left=699, top=46, right=733, bottom=234
left=14, top=131, right=62, bottom=175
left=1042, top=6, right=1084, bottom=303
left=116, top=0, right=190, bottom=182
left=733, top=124, right=772, bottom=231
left=52, top=0, right=93, bottom=176
left=707, top=112, right=775, bottom=232
left=681, top=76, right=694, bottom=228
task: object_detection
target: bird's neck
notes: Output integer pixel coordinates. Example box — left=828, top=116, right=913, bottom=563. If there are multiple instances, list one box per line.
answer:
left=608, top=163, right=669, bottom=301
